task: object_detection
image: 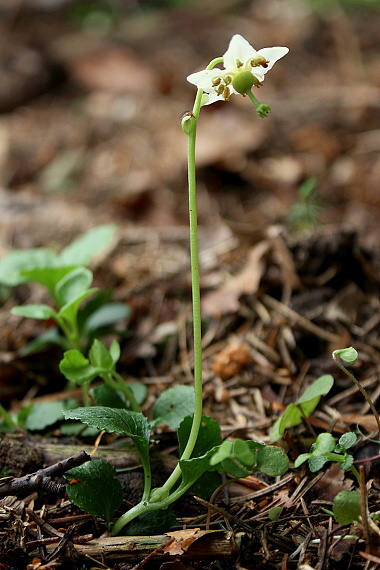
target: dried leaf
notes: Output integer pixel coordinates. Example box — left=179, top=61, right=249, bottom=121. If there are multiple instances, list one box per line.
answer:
left=164, top=529, right=210, bottom=556
left=212, top=342, right=252, bottom=381
left=202, top=241, right=270, bottom=317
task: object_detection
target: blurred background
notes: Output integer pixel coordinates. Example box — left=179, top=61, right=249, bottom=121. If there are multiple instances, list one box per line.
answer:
left=0, top=0, right=379, bottom=251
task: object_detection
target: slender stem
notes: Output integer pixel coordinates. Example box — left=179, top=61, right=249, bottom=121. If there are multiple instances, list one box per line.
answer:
left=112, top=57, right=225, bottom=534
left=332, top=352, right=380, bottom=435
left=105, top=371, right=141, bottom=413
left=160, top=57, right=223, bottom=493
left=111, top=479, right=193, bottom=536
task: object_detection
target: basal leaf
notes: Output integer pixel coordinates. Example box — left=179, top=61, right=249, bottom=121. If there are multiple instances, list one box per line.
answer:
left=11, top=304, right=57, bottom=320
left=89, top=339, right=114, bottom=370
left=91, top=384, right=127, bottom=409
left=59, top=225, right=116, bottom=266
left=59, top=350, right=101, bottom=384
left=295, top=375, right=334, bottom=404
left=63, top=406, right=151, bottom=460
left=338, top=432, right=357, bottom=451
left=152, top=385, right=194, bottom=429
left=57, top=288, right=98, bottom=328
left=0, top=248, right=58, bottom=286
left=20, top=267, right=78, bottom=297
left=178, top=415, right=222, bottom=458
left=333, top=490, right=361, bottom=524
left=123, top=508, right=177, bottom=536
left=255, top=445, right=290, bottom=476
left=177, top=415, right=223, bottom=498
left=54, top=267, right=93, bottom=308
left=84, top=303, right=131, bottom=332
left=66, top=459, right=123, bottom=525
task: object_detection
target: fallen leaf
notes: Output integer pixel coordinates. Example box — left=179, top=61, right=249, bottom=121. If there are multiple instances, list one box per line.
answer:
left=164, top=529, right=210, bottom=556
left=212, top=342, right=252, bottom=381
left=202, top=240, right=270, bottom=317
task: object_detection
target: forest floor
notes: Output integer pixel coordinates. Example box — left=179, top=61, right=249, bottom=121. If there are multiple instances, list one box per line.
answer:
left=0, top=0, right=379, bottom=568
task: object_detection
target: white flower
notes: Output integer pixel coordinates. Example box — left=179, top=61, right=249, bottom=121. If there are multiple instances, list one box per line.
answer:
left=187, top=34, right=289, bottom=105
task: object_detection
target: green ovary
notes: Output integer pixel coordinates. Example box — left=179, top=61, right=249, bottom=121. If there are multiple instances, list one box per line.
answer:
left=232, top=71, right=255, bottom=94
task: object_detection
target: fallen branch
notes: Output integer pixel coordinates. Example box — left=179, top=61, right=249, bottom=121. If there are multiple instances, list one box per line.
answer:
left=0, top=450, right=91, bottom=498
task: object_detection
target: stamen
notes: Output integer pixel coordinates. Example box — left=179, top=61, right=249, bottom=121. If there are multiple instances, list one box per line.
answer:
left=212, top=77, right=221, bottom=86
left=216, top=84, right=224, bottom=96
left=236, top=59, right=243, bottom=68
left=224, top=75, right=232, bottom=85
left=223, top=86, right=230, bottom=100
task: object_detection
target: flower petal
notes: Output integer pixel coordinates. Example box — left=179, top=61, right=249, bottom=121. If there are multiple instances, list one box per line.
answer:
left=256, top=47, right=289, bottom=73
left=187, top=69, right=224, bottom=93
left=223, top=34, right=258, bottom=70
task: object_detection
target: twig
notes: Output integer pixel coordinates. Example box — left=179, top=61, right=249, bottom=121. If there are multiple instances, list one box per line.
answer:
left=261, top=294, right=339, bottom=342
left=0, top=450, right=91, bottom=498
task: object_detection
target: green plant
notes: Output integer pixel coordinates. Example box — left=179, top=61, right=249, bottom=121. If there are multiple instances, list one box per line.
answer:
left=286, top=177, right=324, bottom=233
left=62, top=34, right=290, bottom=535
left=270, top=374, right=334, bottom=442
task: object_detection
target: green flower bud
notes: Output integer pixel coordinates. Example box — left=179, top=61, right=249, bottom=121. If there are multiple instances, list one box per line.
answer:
left=181, top=113, right=196, bottom=135
left=232, top=71, right=255, bottom=94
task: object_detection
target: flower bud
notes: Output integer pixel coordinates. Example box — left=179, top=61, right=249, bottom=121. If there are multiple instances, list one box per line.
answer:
left=181, top=112, right=196, bottom=135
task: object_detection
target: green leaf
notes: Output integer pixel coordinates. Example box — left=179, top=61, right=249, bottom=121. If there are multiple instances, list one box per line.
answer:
left=255, top=446, right=290, bottom=476
left=11, top=304, right=57, bottom=320
left=179, top=448, right=217, bottom=488
left=268, top=506, right=283, bottom=521
left=54, top=267, right=93, bottom=308
left=313, top=433, right=336, bottom=455
left=178, top=415, right=222, bottom=458
left=18, top=328, right=68, bottom=356
left=338, top=432, right=357, bottom=451
left=109, top=340, right=121, bottom=365
left=340, top=455, right=354, bottom=470
left=294, top=452, right=312, bottom=468
left=57, top=288, right=98, bottom=329
left=333, top=490, right=361, bottom=524
left=59, top=350, right=101, bottom=384
left=152, top=385, right=194, bottom=429
left=84, top=303, right=131, bottom=332
left=308, top=455, right=330, bottom=472
left=91, top=384, right=127, bottom=409
left=334, top=347, right=358, bottom=366
left=123, top=508, right=177, bottom=536
left=295, top=375, right=334, bottom=404
left=0, top=248, right=58, bottom=286
left=177, top=415, right=222, bottom=498
left=210, top=440, right=256, bottom=478
left=270, top=375, right=334, bottom=442
left=89, top=339, right=114, bottom=370
left=25, top=400, right=77, bottom=431
left=63, top=406, right=151, bottom=461
left=59, top=225, right=116, bottom=266
left=20, top=267, right=78, bottom=297
left=128, top=382, right=148, bottom=406
left=66, top=460, right=123, bottom=525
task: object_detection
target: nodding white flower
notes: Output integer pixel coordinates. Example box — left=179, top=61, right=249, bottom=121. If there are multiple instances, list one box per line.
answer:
left=187, top=34, right=289, bottom=105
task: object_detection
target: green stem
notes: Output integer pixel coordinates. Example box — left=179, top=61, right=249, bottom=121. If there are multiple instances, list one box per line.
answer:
left=105, top=371, right=141, bottom=413
left=111, top=480, right=192, bottom=536
left=332, top=352, right=380, bottom=435
left=112, top=57, right=225, bottom=535
left=160, top=58, right=223, bottom=493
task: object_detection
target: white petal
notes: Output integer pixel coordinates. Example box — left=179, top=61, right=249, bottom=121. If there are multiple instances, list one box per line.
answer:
left=223, top=34, right=257, bottom=70
left=187, top=69, right=224, bottom=93
left=257, top=46, right=289, bottom=73
left=202, top=92, right=224, bottom=105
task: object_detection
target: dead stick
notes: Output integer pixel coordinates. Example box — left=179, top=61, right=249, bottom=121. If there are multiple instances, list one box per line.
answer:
left=0, top=450, right=91, bottom=498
